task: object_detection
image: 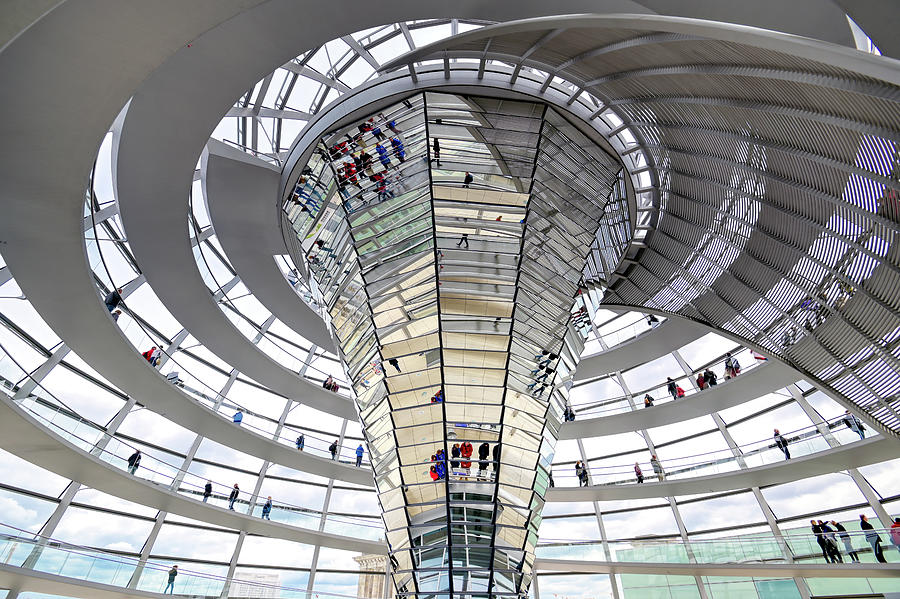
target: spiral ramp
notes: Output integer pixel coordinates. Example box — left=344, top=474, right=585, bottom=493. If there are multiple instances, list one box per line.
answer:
left=1, top=3, right=899, bottom=599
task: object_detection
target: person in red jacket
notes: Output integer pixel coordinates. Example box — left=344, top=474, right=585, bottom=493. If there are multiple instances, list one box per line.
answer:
left=460, top=441, right=473, bottom=473
left=891, top=518, right=900, bottom=554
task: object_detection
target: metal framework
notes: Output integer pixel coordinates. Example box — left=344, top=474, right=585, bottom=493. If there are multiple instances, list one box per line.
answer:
left=283, top=91, right=623, bottom=597
left=2, top=5, right=900, bottom=599
left=376, top=15, right=900, bottom=442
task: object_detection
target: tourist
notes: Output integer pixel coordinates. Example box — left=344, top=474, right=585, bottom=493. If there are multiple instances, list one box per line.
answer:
left=773, top=429, right=790, bottom=460
left=163, top=565, right=177, bottom=594
left=651, top=455, right=665, bottom=481
left=860, top=514, right=886, bottom=562
left=228, top=484, right=239, bottom=510
left=666, top=377, right=678, bottom=401
left=356, top=444, right=365, bottom=467
left=105, top=287, right=123, bottom=312
left=432, top=138, right=441, bottom=167
left=891, top=517, right=900, bottom=553
left=126, top=450, right=141, bottom=475
left=811, top=520, right=836, bottom=563
left=261, top=496, right=272, bottom=520
left=831, top=520, right=859, bottom=562
left=843, top=411, right=866, bottom=440
left=478, top=442, right=490, bottom=478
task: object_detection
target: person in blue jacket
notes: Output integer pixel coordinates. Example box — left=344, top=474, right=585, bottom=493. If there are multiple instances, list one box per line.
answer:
left=390, top=137, right=405, bottom=162
left=375, top=143, right=391, bottom=168
left=355, top=444, right=365, bottom=467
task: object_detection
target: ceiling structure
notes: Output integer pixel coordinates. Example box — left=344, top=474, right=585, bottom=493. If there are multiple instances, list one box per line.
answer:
left=1, top=2, right=899, bottom=599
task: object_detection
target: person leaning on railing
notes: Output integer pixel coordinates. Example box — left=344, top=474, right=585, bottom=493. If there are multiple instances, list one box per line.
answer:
left=163, top=565, right=177, bottom=594
left=860, top=514, right=887, bottom=562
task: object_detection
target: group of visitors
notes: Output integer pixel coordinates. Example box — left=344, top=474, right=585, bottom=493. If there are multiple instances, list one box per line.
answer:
left=574, top=461, right=590, bottom=486
left=814, top=515, right=900, bottom=563
left=428, top=441, right=500, bottom=481
left=647, top=355, right=736, bottom=407
left=322, top=375, right=340, bottom=393
left=812, top=519, right=858, bottom=563
left=571, top=306, right=591, bottom=334
left=325, top=439, right=365, bottom=465
left=527, top=350, right=558, bottom=398
left=141, top=346, right=161, bottom=368
left=633, top=455, right=665, bottom=483
left=327, top=112, right=409, bottom=207
left=289, top=168, right=324, bottom=218
left=695, top=368, right=718, bottom=390
left=430, top=448, right=448, bottom=481
left=665, top=362, right=727, bottom=400
left=665, top=377, right=686, bottom=401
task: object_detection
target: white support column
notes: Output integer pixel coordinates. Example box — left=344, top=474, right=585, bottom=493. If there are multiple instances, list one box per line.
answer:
left=90, top=396, right=138, bottom=456
left=21, top=395, right=137, bottom=571
left=576, top=436, right=621, bottom=599
left=125, top=512, right=168, bottom=589
left=788, top=385, right=893, bottom=526
left=212, top=276, right=240, bottom=302
left=121, top=275, right=146, bottom=299
left=613, top=371, right=708, bottom=599
left=130, top=368, right=243, bottom=591
left=219, top=531, right=247, bottom=599
left=13, top=343, right=70, bottom=399
left=84, top=203, right=119, bottom=232
left=157, top=328, right=189, bottom=370
left=672, top=350, right=811, bottom=599
left=307, top=418, right=348, bottom=596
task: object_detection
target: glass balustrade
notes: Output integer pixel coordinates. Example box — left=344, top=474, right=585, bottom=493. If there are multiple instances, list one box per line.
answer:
left=57, top=245, right=366, bottom=461
left=580, top=314, right=668, bottom=354
left=569, top=353, right=770, bottom=418
left=0, top=336, right=872, bottom=496
left=535, top=523, right=897, bottom=564
left=0, top=524, right=286, bottom=597
left=84, top=193, right=356, bottom=415
left=550, top=416, right=875, bottom=487
left=0, top=521, right=892, bottom=598
left=0, top=343, right=383, bottom=540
